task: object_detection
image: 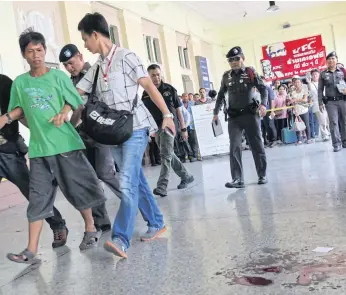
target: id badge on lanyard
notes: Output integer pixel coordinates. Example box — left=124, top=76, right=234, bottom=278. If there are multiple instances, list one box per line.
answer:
left=101, top=46, right=117, bottom=90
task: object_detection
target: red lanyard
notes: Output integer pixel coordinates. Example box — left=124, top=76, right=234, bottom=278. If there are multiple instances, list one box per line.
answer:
left=101, top=46, right=117, bottom=84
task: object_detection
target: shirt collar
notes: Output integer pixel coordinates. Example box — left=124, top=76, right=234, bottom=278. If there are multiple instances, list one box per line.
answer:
left=98, top=44, right=116, bottom=63
left=231, top=66, right=246, bottom=75
left=158, top=82, right=168, bottom=91
left=327, top=67, right=341, bottom=73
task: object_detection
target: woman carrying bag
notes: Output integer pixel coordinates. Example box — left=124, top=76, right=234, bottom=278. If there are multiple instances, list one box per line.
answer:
left=289, top=76, right=313, bottom=145
left=271, top=84, right=289, bottom=142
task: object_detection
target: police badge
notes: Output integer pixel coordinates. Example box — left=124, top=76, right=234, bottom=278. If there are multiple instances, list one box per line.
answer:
left=64, top=49, right=72, bottom=58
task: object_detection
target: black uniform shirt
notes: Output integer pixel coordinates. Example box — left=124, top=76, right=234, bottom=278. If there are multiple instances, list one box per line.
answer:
left=318, top=66, right=345, bottom=105
left=142, top=82, right=182, bottom=128
left=214, top=67, right=268, bottom=115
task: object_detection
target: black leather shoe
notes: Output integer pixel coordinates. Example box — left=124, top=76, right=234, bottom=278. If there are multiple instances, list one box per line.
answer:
left=153, top=188, right=167, bottom=197
left=225, top=179, right=245, bottom=189
left=334, top=146, right=342, bottom=152
left=258, top=176, right=268, bottom=185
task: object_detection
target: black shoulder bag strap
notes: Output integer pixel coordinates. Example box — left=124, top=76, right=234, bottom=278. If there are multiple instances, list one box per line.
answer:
left=89, top=66, right=100, bottom=103
left=131, top=94, right=139, bottom=113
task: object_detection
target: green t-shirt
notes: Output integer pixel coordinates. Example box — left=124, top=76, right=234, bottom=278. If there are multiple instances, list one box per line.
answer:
left=8, top=69, right=85, bottom=158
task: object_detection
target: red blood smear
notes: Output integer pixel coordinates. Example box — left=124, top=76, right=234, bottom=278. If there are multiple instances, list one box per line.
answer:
left=244, top=276, right=273, bottom=286
left=262, top=266, right=282, bottom=273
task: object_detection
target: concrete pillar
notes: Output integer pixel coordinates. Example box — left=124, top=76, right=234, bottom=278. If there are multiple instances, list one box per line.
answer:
left=0, top=2, right=23, bottom=79
left=59, top=1, right=93, bottom=61
left=189, top=35, right=202, bottom=92
left=118, top=10, right=147, bottom=64
left=159, top=26, right=184, bottom=91
left=211, top=44, right=228, bottom=90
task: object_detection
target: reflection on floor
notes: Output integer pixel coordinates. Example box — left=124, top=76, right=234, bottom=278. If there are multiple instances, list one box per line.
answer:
left=2, top=142, right=346, bottom=294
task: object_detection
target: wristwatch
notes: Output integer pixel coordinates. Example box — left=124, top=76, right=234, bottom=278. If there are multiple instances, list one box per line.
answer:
left=5, top=113, right=13, bottom=124
left=163, top=113, right=174, bottom=119
left=181, top=128, right=187, bottom=132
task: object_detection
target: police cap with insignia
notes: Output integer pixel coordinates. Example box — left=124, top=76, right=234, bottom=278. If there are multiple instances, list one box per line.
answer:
left=59, top=44, right=80, bottom=63
left=326, top=51, right=338, bottom=60
left=226, top=46, right=244, bottom=59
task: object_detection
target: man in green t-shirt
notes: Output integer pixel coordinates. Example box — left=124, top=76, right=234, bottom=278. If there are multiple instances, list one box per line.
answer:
left=0, top=29, right=106, bottom=264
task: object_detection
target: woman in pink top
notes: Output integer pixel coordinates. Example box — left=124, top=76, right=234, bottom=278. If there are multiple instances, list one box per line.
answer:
left=271, top=84, right=288, bottom=142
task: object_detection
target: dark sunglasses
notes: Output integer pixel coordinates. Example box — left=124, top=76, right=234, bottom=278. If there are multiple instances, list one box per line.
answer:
left=228, top=56, right=241, bottom=62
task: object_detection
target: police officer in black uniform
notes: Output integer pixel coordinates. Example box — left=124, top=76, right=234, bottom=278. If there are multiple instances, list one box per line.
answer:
left=213, top=46, right=268, bottom=188
left=142, top=64, right=194, bottom=197
left=318, top=51, right=346, bottom=152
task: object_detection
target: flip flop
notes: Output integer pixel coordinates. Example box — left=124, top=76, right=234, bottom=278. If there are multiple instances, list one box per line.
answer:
left=7, top=248, right=41, bottom=265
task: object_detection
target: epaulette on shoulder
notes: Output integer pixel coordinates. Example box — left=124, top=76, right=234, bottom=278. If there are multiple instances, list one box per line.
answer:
left=247, top=66, right=257, bottom=74
left=223, top=70, right=230, bottom=76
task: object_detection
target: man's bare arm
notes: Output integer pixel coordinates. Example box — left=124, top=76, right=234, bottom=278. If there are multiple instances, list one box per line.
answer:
left=70, top=105, right=84, bottom=127
left=0, top=107, right=24, bottom=129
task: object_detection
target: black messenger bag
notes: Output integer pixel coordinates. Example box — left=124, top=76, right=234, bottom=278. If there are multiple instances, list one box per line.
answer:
left=81, top=66, right=137, bottom=145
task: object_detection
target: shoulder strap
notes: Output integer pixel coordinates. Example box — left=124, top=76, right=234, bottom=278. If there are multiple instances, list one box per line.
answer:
left=246, top=67, right=255, bottom=84
left=131, top=94, right=138, bottom=112
left=91, top=66, right=100, bottom=95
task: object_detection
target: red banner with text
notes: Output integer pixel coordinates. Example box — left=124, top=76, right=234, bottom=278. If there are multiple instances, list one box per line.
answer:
left=260, top=35, right=327, bottom=81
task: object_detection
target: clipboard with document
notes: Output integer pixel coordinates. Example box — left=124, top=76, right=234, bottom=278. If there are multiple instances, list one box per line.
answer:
left=212, top=118, right=223, bottom=137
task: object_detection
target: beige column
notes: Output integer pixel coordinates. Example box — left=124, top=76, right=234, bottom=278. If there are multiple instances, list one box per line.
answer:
left=189, top=35, right=202, bottom=91
left=159, top=26, right=185, bottom=92
left=211, top=44, right=228, bottom=89
left=118, top=10, right=147, bottom=64
left=0, top=2, right=23, bottom=79
left=59, top=1, right=94, bottom=61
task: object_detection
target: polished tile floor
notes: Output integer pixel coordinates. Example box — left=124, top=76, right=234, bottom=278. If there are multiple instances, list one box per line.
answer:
left=1, top=142, right=346, bottom=294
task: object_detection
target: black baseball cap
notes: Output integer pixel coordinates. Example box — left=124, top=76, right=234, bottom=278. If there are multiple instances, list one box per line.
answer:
left=226, top=46, right=243, bottom=59
left=59, top=44, right=80, bottom=63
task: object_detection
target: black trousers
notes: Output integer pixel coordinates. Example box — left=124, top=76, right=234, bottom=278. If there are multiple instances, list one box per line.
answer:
left=188, top=128, right=198, bottom=158
left=275, top=118, right=288, bottom=141
left=149, top=136, right=161, bottom=165
left=175, top=132, right=193, bottom=159
left=179, top=139, right=193, bottom=159
left=228, top=114, right=267, bottom=181
left=262, top=114, right=277, bottom=144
